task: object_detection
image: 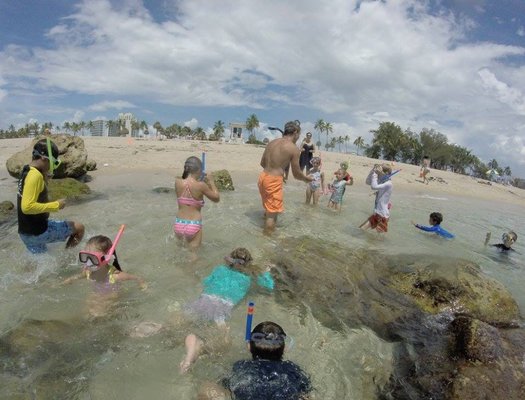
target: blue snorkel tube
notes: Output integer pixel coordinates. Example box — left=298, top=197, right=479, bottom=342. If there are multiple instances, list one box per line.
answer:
left=245, top=301, right=255, bottom=341
left=379, top=169, right=401, bottom=184
left=200, top=152, right=206, bottom=181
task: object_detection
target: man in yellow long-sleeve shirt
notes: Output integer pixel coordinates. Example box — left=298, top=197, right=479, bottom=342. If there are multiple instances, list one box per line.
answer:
left=17, top=138, right=84, bottom=253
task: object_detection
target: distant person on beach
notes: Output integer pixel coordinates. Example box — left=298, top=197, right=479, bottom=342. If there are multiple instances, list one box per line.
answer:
left=63, top=233, right=146, bottom=317
left=420, top=156, right=431, bottom=185
left=299, top=131, right=316, bottom=173
left=174, top=156, right=220, bottom=253
left=197, top=321, right=312, bottom=400
left=180, top=248, right=275, bottom=373
left=359, top=164, right=393, bottom=233
left=259, top=121, right=312, bottom=234
left=412, top=212, right=455, bottom=239
left=305, top=157, right=325, bottom=205
left=17, top=138, right=84, bottom=253
left=327, top=168, right=347, bottom=211
left=484, top=231, right=517, bottom=252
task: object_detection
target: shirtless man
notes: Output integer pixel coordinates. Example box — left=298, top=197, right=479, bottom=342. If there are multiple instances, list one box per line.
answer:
left=258, top=121, right=312, bottom=234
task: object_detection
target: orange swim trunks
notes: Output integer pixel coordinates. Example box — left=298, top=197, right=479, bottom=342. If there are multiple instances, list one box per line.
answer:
left=368, top=213, right=389, bottom=232
left=258, top=171, right=284, bottom=214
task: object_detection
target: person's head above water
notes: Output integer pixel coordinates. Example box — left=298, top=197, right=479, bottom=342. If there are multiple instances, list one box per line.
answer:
left=249, top=321, right=286, bottom=361
left=429, top=212, right=443, bottom=226
left=182, top=156, right=202, bottom=179
left=79, top=234, right=122, bottom=271
left=502, top=231, right=517, bottom=247
left=224, top=247, right=253, bottom=271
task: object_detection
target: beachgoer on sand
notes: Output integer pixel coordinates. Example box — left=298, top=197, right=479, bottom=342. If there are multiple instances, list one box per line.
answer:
left=174, top=156, right=220, bottom=252
left=197, top=321, right=312, bottom=400
left=305, top=157, right=325, bottom=205
left=412, top=212, right=455, bottom=239
left=17, top=138, right=84, bottom=253
left=359, top=164, right=393, bottom=233
left=299, top=131, right=316, bottom=173
left=180, top=248, right=275, bottom=373
left=63, top=228, right=146, bottom=317
left=258, top=120, right=312, bottom=234
left=420, top=156, right=431, bottom=184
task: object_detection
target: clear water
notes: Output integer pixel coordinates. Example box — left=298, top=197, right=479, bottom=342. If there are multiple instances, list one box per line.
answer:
left=0, top=171, right=523, bottom=399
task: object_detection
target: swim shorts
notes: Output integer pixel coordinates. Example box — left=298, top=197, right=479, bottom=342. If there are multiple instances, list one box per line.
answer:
left=19, top=220, right=74, bottom=254
left=173, top=217, right=202, bottom=238
left=368, top=213, right=389, bottom=233
left=258, top=171, right=284, bottom=214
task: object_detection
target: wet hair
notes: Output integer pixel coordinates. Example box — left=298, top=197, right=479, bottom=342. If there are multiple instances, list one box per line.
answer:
left=379, top=164, right=392, bottom=175
left=226, top=248, right=253, bottom=271
left=86, top=235, right=112, bottom=253
left=249, top=321, right=286, bottom=361
left=429, top=212, right=443, bottom=225
left=283, top=121, right=300, bottom=136
left=182, top=156, right=202, bottom=179
left=504, top=231, right=517, bottom=242
left=32, top=139, right=59, bottom=161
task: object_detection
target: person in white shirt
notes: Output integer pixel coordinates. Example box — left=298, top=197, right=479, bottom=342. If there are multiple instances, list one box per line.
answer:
left=359, top=164, right=393, bottom=233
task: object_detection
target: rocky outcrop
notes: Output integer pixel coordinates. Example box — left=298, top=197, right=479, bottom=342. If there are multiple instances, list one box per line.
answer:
left=211, top=169, right=235, bottom=191
left=5, top=134, right=96, bottom=179
left=48, top=178, right=91, bottom=200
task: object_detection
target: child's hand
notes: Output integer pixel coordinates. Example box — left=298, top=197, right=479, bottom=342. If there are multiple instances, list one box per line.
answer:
left=57, top=199, right=66, bottom=209
left=411, top=220, right=417, bottom=226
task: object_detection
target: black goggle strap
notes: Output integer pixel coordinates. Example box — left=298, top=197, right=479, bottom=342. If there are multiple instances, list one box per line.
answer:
left=112, top=250, right=122, bottom=271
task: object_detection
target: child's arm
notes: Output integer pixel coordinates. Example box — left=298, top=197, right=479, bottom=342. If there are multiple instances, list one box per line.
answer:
left=484, top=232, right=491, bottom=246
left=21, top=169, right=61, bottom=214
left=114, top=271, right=147, bottom=290
left=200, top=177, right=220, bottom=203
left=256, top=265, right=275, bottom=291
left=370, top=172, right=391, bottom=190
left=63, top=270, right=87, bottom=285
left=346, top=175, right=354, bottom=186
left=413, top=223, right=437, bottom=232
left=320, top=172, right=326, bottom=192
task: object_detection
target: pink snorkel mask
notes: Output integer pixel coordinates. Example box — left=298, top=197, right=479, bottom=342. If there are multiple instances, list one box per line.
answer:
left=79, top=225, right=125, bottom=272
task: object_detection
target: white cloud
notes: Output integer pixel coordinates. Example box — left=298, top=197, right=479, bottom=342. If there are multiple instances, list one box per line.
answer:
left=89, top=100, right=137, bottom=112
left=517, top=26, right=525, bottom=37
left=0, top=0, right=524, bottom=173
left=184, top=118, right=199, bottom=129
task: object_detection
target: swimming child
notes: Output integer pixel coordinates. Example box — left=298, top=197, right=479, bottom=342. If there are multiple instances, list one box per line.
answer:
left=180, top=248, right=274, bottom=373
left=17, top=138, right=85, bottom=253
left=305, top=157, right=325, bottom=205
left=63, top=227, right=146, bottom=317
left=359, top=164, right=393, bottom=233
left=327, top=168, right=348, bottom=211
left=174, top=156, right=220, bottom=252
left=198, top=321, right=312, bottom=400
left=484, top=231, right=517, bottom=252
left=340, top=160, right=354, bottom=185
left=412, top=212, right=455, bottom=239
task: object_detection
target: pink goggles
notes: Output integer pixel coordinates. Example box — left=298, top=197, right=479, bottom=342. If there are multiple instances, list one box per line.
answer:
left=79, top=225, right=125, bottom=271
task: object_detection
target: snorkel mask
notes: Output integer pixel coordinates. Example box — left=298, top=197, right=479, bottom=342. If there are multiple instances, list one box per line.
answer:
left=32, top=138, right=61, bottom=175
left=79, top=225, right=125, bottom=272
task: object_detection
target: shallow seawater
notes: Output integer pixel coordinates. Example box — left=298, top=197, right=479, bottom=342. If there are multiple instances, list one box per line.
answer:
left=0, top=171, right=523, bottom=399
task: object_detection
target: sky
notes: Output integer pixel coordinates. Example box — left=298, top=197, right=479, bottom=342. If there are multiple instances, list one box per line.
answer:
left=0, top=0, right=524, bottom=176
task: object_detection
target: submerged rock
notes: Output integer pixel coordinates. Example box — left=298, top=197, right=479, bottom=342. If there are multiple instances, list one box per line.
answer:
left=48, top=178, right=91, bottom=201
left=211, top=169, right=234, bottom=191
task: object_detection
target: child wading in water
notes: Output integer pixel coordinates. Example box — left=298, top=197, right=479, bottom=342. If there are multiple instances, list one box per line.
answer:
left=180, top=248, right=274, bottom=373
left=305, top=157, right=325, bottom=205
left=174, top=156, right=220, bottom=253
left=412, top=212, right=455, bottom=239
left=360, top=164, right=393, bottom=233
left=327, top=168, right=347, bottom=211
left=64, top=228, right=146, bottom=317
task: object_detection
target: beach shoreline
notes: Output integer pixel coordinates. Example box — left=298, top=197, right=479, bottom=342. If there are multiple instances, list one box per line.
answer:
left=1, top=136, right=524, bottom=207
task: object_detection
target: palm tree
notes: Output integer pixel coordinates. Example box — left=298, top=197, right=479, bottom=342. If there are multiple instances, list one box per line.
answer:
left=503, top=166, right=512, bottom=177
left=71, top=122, right=81, bottom=136
left=131, top=120, right=140, bottom=137
left=63, top=121, right=71, bottom=134
left=106, top=120, right=115, bottom=136
left=344, top=135, right=350, bottom=153
left=213, top=120, right=225, bottom=139
left=79, top=121, right=86, bottom=136
left=87, top=121, right=94, bottom=136
left=324, top=122, right=333, bottom=146
left=194, top=127, right=206, bottom=140
left=488, top=159, right=499, bottom=170
left=336, top=136, right=344, bottom=152
left=246, top=114, right=259, bottom=141
left=353, top=136, right=365, bottom=155
left=140, top=120, right=149, bottom=136
left=153, top=121, right=164, bottom=138
left=314, top=119, right=325, bottom=147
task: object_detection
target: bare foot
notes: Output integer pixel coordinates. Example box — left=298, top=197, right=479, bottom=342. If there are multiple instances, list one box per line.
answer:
left=180, top=334, right=203, bottom=374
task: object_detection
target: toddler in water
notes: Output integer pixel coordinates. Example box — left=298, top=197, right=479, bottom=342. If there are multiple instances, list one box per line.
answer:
left=305, top=157, right=325, bottom=205
left=198, top=321, right=312, bottom=400
left=64, top=228, right=146, bottom=317
left=484, top=231, right=518, bottom=252
left=412, top=212, right=454, bottom=239
left=180, top=248, right=274, bottom=373
left=174, top=156, right=220, bottom=254
left=327, top=168, right=347, bottom=211
left=360, top=164, right=393, bottom=233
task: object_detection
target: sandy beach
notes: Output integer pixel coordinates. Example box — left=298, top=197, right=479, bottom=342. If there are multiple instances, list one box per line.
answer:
left=1, top=136, right=524, bottom=207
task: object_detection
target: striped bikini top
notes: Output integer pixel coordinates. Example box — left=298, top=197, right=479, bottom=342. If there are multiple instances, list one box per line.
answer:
left=177, top=180, right=205, bottom=207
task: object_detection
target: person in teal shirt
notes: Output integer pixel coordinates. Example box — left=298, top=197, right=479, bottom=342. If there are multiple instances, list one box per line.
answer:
left=180, top=248, right=274, bottom=373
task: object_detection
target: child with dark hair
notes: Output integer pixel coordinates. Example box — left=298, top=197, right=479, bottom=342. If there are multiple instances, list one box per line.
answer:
left=180, top=248, right=274, bottom=373
left=412, top=212, right=455, bottom=239
left=17, top=138, right=84, bottom=253
left=174, top=156, right=220, bottom=252
left=485, top=231, right=518, bottom=252
left=198, top=321, right=312, bottom=400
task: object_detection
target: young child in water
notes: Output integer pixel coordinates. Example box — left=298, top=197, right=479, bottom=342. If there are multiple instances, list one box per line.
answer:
left=198, top=321, right=312, bottom=400
left=340, top=160, right=354, bottom=185
left=484, top=231, right=518, bottom=252
left=174, top=156, right=220, bottom=253
left=359, top=164, right=393, bottom=233
left=327, top=168, right=347, bottom=211
left=305, top=157, right=325, bottom=205
left=64, top=231, right=146, bottom=317
left=412, top=212, right=455, bottom=239
left=180, top=248, right=274, bottom=373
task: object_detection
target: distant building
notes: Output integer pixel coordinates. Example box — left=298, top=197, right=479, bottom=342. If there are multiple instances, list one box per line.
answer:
left=90, top=120, right=106, bottom=137
left=228, top=122, right=246, bottom=141
left=118, top=112, right=138, bottom=137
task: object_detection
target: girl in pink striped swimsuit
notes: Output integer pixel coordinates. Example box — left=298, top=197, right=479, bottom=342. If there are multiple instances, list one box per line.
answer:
left=174, top=156, right=220, bottom=252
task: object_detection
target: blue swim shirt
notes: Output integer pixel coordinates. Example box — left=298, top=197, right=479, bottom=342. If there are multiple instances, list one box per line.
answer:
left=202, top=264, right=274, bottom=305
left=415, top=224, right=455, bottom=239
